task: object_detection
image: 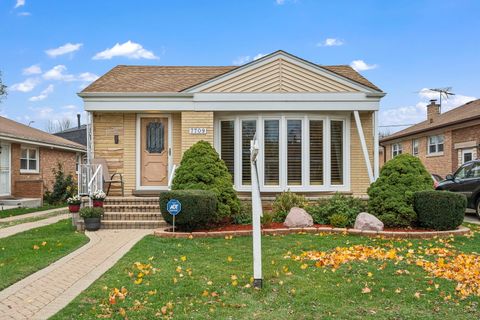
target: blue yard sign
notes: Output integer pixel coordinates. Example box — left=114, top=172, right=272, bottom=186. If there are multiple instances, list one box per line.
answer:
left=167, top=199, right=181, bottom=216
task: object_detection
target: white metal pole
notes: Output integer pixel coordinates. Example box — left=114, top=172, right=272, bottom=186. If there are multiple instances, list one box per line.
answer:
left=251, top=138, right=263, bottom=288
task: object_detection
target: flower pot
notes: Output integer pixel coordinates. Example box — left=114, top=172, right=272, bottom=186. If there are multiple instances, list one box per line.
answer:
left=68, top=204, right=80, bottom=213
left=84, top=217, right=101, bottom=231
left=93, top=200, right=104, bottom=208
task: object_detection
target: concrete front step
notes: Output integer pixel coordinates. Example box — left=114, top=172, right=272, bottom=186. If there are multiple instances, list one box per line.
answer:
left=104, top=197, right=159, bottom=206
left=103, top=212, right=163, bottom=221
left=103, top=204, right=161, bottom=213
left=78, top=220, right=167, bottom=230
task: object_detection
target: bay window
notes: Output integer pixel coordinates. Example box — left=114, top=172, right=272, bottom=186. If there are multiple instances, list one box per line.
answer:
left=216, top=114, right=348, bottom=191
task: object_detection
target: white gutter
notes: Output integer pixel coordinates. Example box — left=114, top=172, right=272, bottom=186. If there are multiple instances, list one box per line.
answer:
left=0, top=135, right=86, bottom=153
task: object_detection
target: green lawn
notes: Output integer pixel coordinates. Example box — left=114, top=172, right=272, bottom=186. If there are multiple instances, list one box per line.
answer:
left=0, top=219, right=89, bottom=290
left=53, top=224, right=480, bottom=320
left=0, top=203, right=66, bottom=219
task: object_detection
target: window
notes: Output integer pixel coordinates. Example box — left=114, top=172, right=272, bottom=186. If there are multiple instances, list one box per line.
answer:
left=469, top=163, right=480, bottom=179
left=287, top=120, right=302, bottom=185
left=309, top=120, right=324, bottom=185
left=75, top=153, right=82, bottom=174
left=264, top=120, right=280, bottom=185
left=412, top=139, right=419, bottom=156
left=146, top=122, right=165, bottom=153
left=220, top=121, right=235, bottom=180
left=330, top=120, right=344, bottom=185
left=454, top=162, right=474, bottom=180
left=461, top=148, right=474, bottom=164
left=216, top=115, right=348, bottom=191
left=241, top=120, right=257, bottom=185
left=428, top=135, right=444, bottom=154
left=20, top=147, right=38, bottom=173
left=392, top=143, right=402, bottom=157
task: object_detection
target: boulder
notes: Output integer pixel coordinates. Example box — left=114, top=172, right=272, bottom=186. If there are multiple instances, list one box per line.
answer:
left=354, top=212, right=384, bottom=231
left=284, top=207, right=313, bottom=228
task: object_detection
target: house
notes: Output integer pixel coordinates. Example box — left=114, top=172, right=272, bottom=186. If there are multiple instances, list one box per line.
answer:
left=0, top=116, right=86, bottom=200
left=78, top=50, right=384, bottom=199
left=380, top=99, right=480, bottom=177
left=54, top=114, right=87, bottom=146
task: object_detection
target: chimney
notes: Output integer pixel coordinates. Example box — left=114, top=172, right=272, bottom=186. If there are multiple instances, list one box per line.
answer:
left=427, top=99, right=440, bottom=123
left=77, top=113, right=81, bottom=128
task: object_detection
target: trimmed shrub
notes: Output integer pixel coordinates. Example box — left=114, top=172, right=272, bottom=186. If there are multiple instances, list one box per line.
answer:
left=414, top=191, right=466, bottom=231
left=307, top=193, right=366, bottom=227
left=272, top=190, right=307, bottom=221
left=160, top=190, right=217, bottom=232
left=329, top=213, right=349, bottom=228
left=172, top=141, right=240, bottom=223
left=233, top=202, right=252, bottom=225
left=367, top=154, right=433, bottom=227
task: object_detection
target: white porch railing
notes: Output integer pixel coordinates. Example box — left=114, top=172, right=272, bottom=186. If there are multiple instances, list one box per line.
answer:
left=168, top=164, right=177, bottom=188
left=78, top=163, right=103, bottom=199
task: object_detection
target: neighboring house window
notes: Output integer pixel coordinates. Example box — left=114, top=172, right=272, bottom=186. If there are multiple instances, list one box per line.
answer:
left=392, top=143, right=402, bottom=157
left=20, top=147, right=39, bottom=173
left=216, top=115, right=347, bottom=191
left=428, top=135, right=444, bottom=154
left=75, top=153, right=83, bottom=174
left=412, top=139, right=419, bottom=156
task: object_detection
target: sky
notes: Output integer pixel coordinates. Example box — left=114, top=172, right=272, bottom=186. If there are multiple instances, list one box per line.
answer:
left=1, top=0, right=479, bottom=134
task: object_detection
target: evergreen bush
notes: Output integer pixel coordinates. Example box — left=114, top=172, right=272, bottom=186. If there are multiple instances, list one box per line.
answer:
left=367, top=154, right=433, bottom=227
left=414, top=190, right=466, bottom=231
left=171, top=141, right=240, bottom=223
left=307, top=193, right=366, bottom=227
left=159, top=190, right=217, bottom=231
left=272, top=190, right=307, bottom=222
left=44, top=163, right=76, bottom=204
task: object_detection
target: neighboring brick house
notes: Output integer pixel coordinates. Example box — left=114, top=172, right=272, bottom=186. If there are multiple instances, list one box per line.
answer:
left=0, top=116, right=86, bottom=199
left=380, top=99, right=480, bottom=177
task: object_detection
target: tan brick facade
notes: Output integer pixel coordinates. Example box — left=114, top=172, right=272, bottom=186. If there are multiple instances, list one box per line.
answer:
left=9, top=143, right=77, bottom=199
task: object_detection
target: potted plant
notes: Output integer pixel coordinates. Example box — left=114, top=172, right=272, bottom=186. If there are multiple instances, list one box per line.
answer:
left=79, top=207, right=104, bottom=231
left=91, top=190, right=106, bottom=207
left=67, top=195, right=82, bottom=213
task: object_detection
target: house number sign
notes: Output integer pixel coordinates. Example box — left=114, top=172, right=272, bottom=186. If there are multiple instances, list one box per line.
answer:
left=189, top=128, right=207, bottom=135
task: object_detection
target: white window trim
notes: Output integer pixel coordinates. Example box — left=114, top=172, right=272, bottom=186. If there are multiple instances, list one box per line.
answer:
left=392, top=143, right=402, bottom=157
left=214, top=112, right=350, bottom=192
left=412, top=139, right=419, bottom=156
left=427, top=134, right=444, bottom=156
left=20, top=146, right=39, bottom=174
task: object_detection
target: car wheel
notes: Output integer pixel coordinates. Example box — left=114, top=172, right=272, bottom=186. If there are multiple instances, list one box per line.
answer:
left=476, top=198, right=480, bottom=218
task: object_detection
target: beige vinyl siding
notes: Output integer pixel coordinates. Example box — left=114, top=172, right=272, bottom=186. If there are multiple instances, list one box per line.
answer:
left=202, top=58, right=359, bottom=93
left=350, top=111, right=374, bottom=196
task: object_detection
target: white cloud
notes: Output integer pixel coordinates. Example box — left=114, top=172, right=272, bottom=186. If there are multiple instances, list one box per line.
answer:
left=380, top=89, right=477, bottom=133
left=17, top=12, right=31, bottom=16
left=62, top=104, right=77, bottom=110
left=43, top=65, right=75, bottom=81
left=14, top=0, right=25, bottom=8
left=232, top=53, right=266, bottom=65
left=45, top=43, right=83, bottom=58
left=77, top=72, right=99, bottom=82
left=29, top=84, right=54, bottom=102
left=317, top=38, right=344, bottom=47
left=275, top=0, right=285, bottom=4
left=10, top=78, right=40, bottom=92
left=350, top=60, right=378, bottom=72
left=22, top=64, right=42, bottom=75
left=93, top=40, right=158, bottom=60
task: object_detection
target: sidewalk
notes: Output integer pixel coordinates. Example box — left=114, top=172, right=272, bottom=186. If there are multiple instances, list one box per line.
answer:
left=0, top=214, right=70, bottom=239
left=0, top=207, right=67, bottom=223
left=0, top=229, right=152, bottom=320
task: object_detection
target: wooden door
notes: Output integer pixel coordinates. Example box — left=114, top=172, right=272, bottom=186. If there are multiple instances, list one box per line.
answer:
left=140, top=117, right=169, bottom=187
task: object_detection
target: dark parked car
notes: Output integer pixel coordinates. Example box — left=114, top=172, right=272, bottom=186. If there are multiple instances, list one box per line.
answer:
left=431, top=173, right=444, bottom=188
left=436, top=160, right=480, bottom=216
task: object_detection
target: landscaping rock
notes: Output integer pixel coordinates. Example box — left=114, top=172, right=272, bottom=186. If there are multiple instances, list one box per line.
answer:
left=354, top=212, right=384, bottom=231
left=284, top=207, right=313, bottom=228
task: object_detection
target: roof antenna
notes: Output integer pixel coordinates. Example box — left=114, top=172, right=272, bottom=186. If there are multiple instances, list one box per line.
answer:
left=427, top=87, right=455, bottom=112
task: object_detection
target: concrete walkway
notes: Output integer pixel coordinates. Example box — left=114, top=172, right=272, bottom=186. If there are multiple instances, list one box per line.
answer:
left=464, top=214, right=480, bottom=225
left=0, top=214, right=70, bottom=239
left=0, top=229, right=152, bottom=320
left=0, top=207, right=67, bottom=223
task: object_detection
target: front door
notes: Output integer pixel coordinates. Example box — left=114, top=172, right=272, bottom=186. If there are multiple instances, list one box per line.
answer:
left=140, top=117, right=169, bottom=187
left=461, top=148, right=474, bottom=164
left=0, top=143, right=11, bottom=196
